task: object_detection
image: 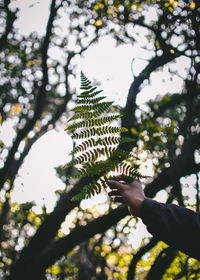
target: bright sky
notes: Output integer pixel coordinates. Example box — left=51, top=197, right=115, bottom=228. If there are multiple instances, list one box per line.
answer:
left=2, top=1, right=197, bottom=244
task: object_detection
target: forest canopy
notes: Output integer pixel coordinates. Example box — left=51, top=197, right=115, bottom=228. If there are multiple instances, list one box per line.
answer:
left=0, top=0, right=200, bottom=279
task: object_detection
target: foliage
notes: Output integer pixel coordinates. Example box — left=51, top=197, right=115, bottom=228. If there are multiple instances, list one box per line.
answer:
left=0, top=0, right=199, bottom=279
left=0, top=200, right=46, bottom=276
left=65, top=72, right=144, bottom=201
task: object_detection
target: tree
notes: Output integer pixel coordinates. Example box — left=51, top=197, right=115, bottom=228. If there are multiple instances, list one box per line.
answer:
left=0, top=0, right=200, bottom=279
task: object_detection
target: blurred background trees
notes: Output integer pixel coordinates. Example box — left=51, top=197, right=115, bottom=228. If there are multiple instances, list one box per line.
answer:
left=0, top=0, right=200, bottom=279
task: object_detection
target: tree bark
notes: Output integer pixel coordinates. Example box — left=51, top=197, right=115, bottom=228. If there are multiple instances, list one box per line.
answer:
left=9, top=206, right=129, bottom=280
left=127, top=237, right=158, bottom=280
left=146, top=247, right=177, bottom=280
left=0, top=0, right=58, bottom=190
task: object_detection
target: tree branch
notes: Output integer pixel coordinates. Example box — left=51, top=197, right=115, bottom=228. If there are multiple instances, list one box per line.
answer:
left=0, top=0, right=17, bottom=51
left=10, top=206, right=129, bottom=280
left=122, top=51, right=182, bottom=133
left=145, top=159, right=200, bottom=199
left=0, top=0, right=58, bottom=189
left=40, top=207, right=129, bottom=267
left=12, top=173, right=102, bottom=272
left=146, top=247, right=177, bottom=280
left=0, top=198, right=10, bottom=242
left=127, top=237, right=158, bottom=280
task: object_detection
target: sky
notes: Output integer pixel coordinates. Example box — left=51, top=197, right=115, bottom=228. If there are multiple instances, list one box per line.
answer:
left=2, top=0, right=198, bottom=247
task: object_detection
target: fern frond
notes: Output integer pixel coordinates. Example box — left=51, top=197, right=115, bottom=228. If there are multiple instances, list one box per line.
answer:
left=70, top=102, right=113, bottom=113
left=72, top=159, right=120, bottom=178
left=68, top=112, right=95, bottom=122
left=67, top=146, right=119, bottom=167
left=72, top=176, right=118, bottom=201
left=71, top=181, right=102, bottom=201
left=116, top=162, right=144, bottom=178
left=68, top=107, right=109, bottom=121
left=71, top=126, right=127, bottom=139
left=88, top=90, right=104, bottom=98
left=77, top=96, right=106, bottom=105
left=78, top=90, right=104, bottom=99
left=80, top=83, right=92, bottom=91
left=63, top=72, right=144, bottom=201
left=70, top=136, right=134, bottom=156
left=67, top=114, right=123, bottom=130
left=70, top=138, right=97, bottom=155
left=79, top=87, right=97, bottom=95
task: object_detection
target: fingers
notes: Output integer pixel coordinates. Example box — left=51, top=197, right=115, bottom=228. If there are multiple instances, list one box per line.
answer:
left=108, top=175, right=135, bottom=183
left=106, top=180, right=126, bottom=190
left=108, top=186, right=124, bottom=204
left=112, top=197, right=124, bottom=203
left=108, top=190, right=120, bottom=196
left=108, top=189, right=125, bottom=204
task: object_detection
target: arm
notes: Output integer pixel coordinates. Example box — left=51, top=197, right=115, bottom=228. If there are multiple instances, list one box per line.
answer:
left=107, top=180, right=200, bottom=260
left=141, top=198, right=200, bottom=260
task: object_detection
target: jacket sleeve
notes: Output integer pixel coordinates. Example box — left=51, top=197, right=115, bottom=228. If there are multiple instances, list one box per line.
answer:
left=140, top=198, right=200, bottom=260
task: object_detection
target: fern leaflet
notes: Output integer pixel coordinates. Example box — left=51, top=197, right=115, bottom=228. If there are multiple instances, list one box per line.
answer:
left=64, top=72, right=144, bottom=201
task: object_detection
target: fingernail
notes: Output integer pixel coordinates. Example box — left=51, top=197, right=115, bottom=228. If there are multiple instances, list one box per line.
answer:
left=107, top=180, right=113, bottom=183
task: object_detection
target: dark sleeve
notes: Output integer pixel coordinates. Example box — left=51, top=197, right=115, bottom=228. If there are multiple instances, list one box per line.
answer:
left=140, top=198, right=200, bottom=260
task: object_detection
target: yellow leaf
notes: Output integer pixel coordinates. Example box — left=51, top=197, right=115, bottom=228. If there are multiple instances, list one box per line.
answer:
left=48, top=265, right=61, bottom=275
left=95, top=19, right=103, bottom=27
left=27, top=60, right=34, bottom=67
left=147, top=35, right=152, bottom=41
left=15, top=104, right=22, bottom=113
left=190, top=2, right=196, bottom=9
left=161, top=95, right=169, bottom=102
left=10, top=104, right=22, bottom=116
left=168, top=6, right=174, bottom=12
left=155, top=39, right=159, bottom=47
left=173, top=1, right=180, bottom=5
left=131, top=128, right=137, bottom=134
left=107, top=253, right=118, bottom=265
left=165, top=0, right=180, bottom=9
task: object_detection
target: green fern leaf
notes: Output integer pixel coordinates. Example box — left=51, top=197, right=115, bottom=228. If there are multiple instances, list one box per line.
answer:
left=69, top=136, right=132, bottom=156
left=77, top=96, right=106, bottom=105
left=70, top=126, right=128, bottom=139
left=63, top=72, right=144, bottom=201
left=70, top=102, right=113, bottom=113
left=67, top=114, right=123, bottom=130
left=78, top=90, right=104, bottom=99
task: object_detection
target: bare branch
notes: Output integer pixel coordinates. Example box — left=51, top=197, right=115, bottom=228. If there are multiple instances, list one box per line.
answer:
left=39, top=207, right=129, bottom=268
left=0, top=198, right=10, bottom=242
left=10, top=206, right=129, bottom=280
left=127, top=237, right=158, bottom=280
left=122, top=51, right=182, bottom=132
left=146, top=247, right=177, bottom=280
left=145, top=160, right=200, bottom=199
left=0, top=0, right=58, bottom=190
left=0, top=0, right=17, bottom=51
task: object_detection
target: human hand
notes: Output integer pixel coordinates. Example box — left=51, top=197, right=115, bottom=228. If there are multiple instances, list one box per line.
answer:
left=107, top=179, right=146, bottom=217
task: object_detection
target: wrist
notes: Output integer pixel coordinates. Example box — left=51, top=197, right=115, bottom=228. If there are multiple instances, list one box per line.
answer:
left=137, top=197, right=146, bottom=217
left=129, top=197, right=146, bottom=217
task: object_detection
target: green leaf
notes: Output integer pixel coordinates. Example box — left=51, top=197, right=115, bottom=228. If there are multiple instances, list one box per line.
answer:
left=63, top=72, right=143, bottom=201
